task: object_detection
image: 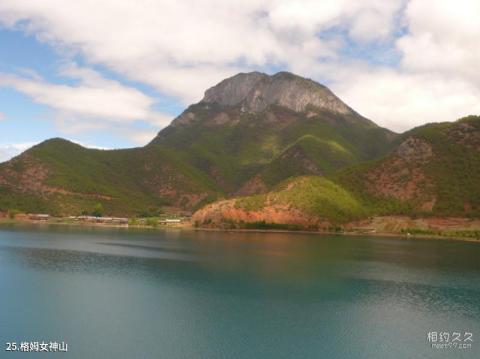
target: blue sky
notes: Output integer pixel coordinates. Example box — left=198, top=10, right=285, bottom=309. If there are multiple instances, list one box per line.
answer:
left=1, top=0, right=479, bottom=162
left=0, top=29, right=184, bottom=153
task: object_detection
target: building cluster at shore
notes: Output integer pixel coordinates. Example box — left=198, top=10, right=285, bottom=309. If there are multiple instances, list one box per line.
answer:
left=67, top=216, right=129, bottom=225
left=0, top=211, right=190, bottom=227
left=67, top=216, right=184, bottom=226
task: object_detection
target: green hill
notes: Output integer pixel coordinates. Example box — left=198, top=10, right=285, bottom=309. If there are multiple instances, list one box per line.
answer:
left=0, top=71, right=396, bottom=216
left=236, top=176, right=366, bottom=223
left=149, top=72, right=395, bottom=194
left=194, top=116, right=480, bottom=228
left=336, top=115, right=480, bottom=218
left=3, top=71, right=478, bottom=222
left=0, top=139, right=219, bottom=216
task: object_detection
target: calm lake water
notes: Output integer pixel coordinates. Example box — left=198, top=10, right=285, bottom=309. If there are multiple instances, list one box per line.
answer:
left=0, top=225, right=479, bottom=358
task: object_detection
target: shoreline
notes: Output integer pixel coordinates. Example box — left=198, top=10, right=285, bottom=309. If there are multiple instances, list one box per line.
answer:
left=190, top=226, right=480, bottom=243
left=1, top=218, right=479, bottom=244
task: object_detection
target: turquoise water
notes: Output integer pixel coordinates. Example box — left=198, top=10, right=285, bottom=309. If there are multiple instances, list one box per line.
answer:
left=0, top=225, right=479, bottom=358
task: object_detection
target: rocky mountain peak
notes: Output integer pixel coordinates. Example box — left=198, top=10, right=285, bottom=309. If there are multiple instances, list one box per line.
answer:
left=202, top=72, right=268, bottom=107
left=201, top=71, right=355, bottom=115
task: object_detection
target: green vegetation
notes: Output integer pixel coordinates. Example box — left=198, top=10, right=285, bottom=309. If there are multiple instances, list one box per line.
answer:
left=236, top=176, right=366, bottom=223
left=401, top=228, right=480, bottom=240
left=335, top=115, right=480, bottom=218
left=242, top=221, right=303, bottom=231
left=7, top=209, right=22, bottom=219
left=0, top=138, right=220, bottom=216
left=0, top=67, right=478, bottom=229
left=92, top=203, right=104, bottom=217
left=151, top=104, right=394, bottom=192
left=145, top=217, right=158, bottom=227
left=420, top=124, right=480, bottom=217
left=0, top=98, right=395, bottom=217
left=128, top=218, right=138, bottom=226
left=227, top=116, right=480, bottom=226
left=334, top=161, right=414, bottom=217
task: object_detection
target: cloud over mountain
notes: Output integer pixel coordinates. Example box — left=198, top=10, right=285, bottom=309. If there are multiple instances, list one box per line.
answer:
left=0, top=0, right=479, bottom=134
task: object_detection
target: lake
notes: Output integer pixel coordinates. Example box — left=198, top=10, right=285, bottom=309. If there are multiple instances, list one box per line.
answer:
left=0, top=225, right=479, bottom=358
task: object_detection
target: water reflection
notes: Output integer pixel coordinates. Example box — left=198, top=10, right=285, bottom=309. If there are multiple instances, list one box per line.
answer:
left=2, top=228, right=480, bottom=310
left=1, top=225, right=479, bottom=358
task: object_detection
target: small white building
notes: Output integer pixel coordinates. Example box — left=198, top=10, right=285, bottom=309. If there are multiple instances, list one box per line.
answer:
left=165, top=218, right=181, bottom=223
left=28, top=214, right=50, bottom=221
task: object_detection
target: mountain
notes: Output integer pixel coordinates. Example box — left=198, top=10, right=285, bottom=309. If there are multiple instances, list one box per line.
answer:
left=149, top=71, right=395, bottom=193
left=337, top=115, right=480, bottom=217
left=193, top=176, right=366, bottom=229
left=0, top=71, right=397, bottom=217
left=0, top=139, right=219, bottom=216
left=193, top=116, right=480, bottom=229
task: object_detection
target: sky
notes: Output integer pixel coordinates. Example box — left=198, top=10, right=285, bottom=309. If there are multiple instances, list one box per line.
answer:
left=1, top=0, right=480, bottom=162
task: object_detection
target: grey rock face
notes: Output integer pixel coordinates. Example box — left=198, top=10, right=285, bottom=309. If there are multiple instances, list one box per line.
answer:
left=202, top=71, right=355, bottom=115
left=203, top=72, right=268, bottom=107
left=172, top=111, right=197, bottom=126
left=396, top=137, right=433, bottom=163
left=448, top=122, right=480, bottom=150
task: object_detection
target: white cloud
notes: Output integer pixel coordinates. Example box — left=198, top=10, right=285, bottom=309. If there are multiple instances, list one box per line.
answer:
left=345, top=0, right=480, bottom=131
left=0, top=64, right=172, bottom=144
left=0, top=0, right=403, bottom=104
left=70, top=140, right=111, bottom=150
left=293, top=0, right=480, bottom=132
left=0, top=140, right=114, bottom=163
left=331, top=67, right=480, bottom=132
left=0, top=0, right=478, bottom=133
left=121, top=129, right=160, bottom=146
left=268, top=0, right=402, bottom=43
left=398, top=0, right=480, bottom=80
left=0, top=64, right=169, bottom=124
left=0, top=142, right=36, bottom=163
left=0, top=112, right=5, bottom=121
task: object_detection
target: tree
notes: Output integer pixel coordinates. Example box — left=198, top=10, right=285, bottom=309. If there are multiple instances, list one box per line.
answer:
left=7, top=209, right=21, bottom=219
left=92, top=203, right=104, bottom=217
